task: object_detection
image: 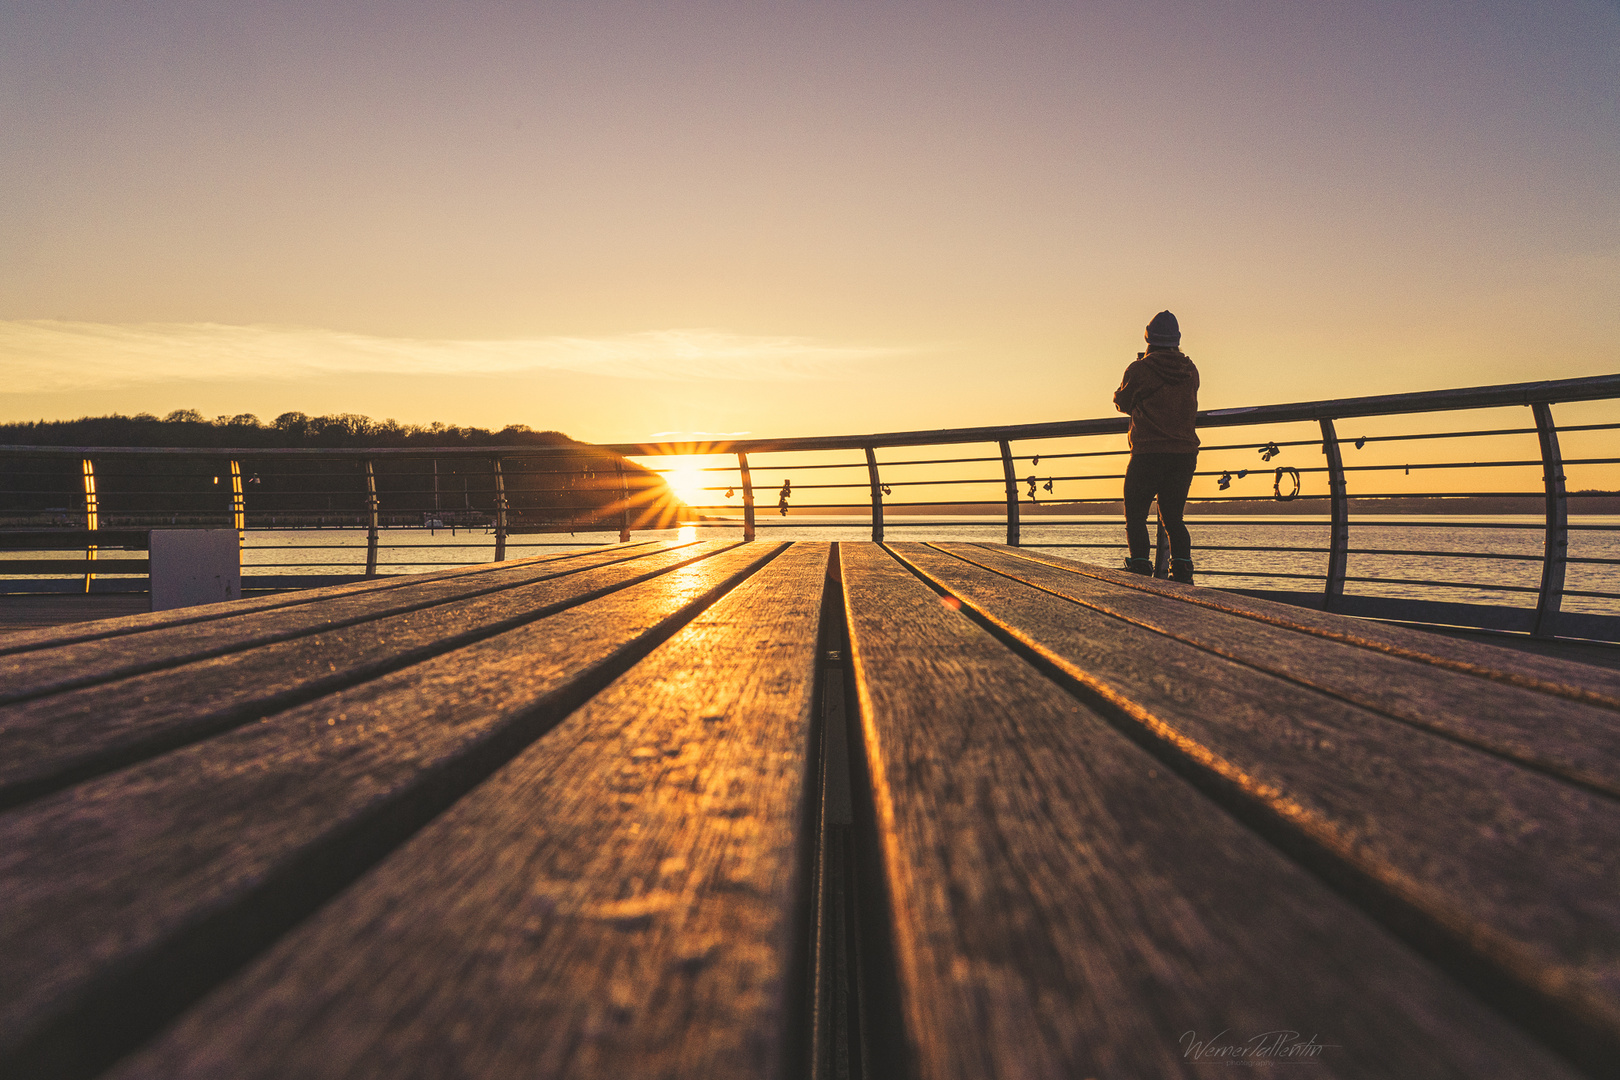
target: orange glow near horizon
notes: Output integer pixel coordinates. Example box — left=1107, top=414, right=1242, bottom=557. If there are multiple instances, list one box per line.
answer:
left=643, top=454, right=744, bottom=511
left=663, top=463, right=710, bottom=508
left=0, top=5, right=1615, bottom=441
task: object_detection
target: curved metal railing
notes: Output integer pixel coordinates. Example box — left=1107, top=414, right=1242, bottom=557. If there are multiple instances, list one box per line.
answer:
left=3, top=373, right=1617, bottom=641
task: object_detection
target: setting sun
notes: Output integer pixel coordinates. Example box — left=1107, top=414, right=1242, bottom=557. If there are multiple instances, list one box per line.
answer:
left=663, top=463, right=712, bottom=508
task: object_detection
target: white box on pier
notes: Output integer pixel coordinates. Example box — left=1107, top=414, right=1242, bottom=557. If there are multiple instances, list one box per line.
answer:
left=149, top=530, right=241, bottom=611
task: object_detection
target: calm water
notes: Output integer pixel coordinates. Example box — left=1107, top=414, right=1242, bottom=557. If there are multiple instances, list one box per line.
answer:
left=238, top=515, right=1620, bottom=616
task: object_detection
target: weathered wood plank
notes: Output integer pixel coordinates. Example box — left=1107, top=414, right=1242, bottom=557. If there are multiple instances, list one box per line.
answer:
left=0, top=540, right=698, bottom=704
left=0, top=542, right=784, bottom=1080
left=0, top=541, right=747, bottom=809
left=839, top=543, right=1576, bottom=1079
left=110, top=543, right=832, bottom=1080
left=890, top=541, right=1620, bottom=1071
left=0, top=542, right=661, bottom=657
left=934, top=542, right=1620, bottom=797
left=985, top=544, right=1620, bottom=709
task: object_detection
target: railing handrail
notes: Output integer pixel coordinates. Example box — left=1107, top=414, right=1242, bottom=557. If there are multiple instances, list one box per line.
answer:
left=605, top=372, right=1620, bottom=456
left=3, top=370, right=1616, bottom=641
left=3, top=372, right=1616, bottom=460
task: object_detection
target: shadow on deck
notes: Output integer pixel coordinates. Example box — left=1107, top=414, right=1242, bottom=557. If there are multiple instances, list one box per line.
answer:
left=1, top=540, right=1616, bottom=1079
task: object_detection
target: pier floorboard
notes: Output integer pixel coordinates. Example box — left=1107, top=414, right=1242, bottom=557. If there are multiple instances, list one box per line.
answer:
left=0, top=541, right=1613, bottom=1079
left=0, top=595, right=151, bottom=632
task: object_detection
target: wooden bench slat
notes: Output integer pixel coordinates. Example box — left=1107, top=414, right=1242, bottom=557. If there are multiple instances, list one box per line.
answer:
left=0, top=542, right=665, bottom=657
left=982, top=544, right=1620, bottom=709
left=935, top=542, right=1620, bottom=797
left=0, top=541, right=702, bottom=704
left=0, top=541, right=751, bottom=809
left=108, top=543, right=831, bottom=1080
left=839, top=543, right=1575, bottom=1078
left=892, top=542, right=1620, bottom=1069
left=0, top=542, right=783, bottom=1080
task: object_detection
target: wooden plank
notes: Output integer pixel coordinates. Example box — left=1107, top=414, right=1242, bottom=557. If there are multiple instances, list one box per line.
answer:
left=838, top=543, right=1575, bottom=1078
left=0, top=541, right=663, bottom=658
left=0, top=541, right=697, bottom=703
left=934, top=542, right=1620, bottom=797
left=0, top=541, right=751, bottom=809
left=889, top=541, right=1620, bottom=1072
left=110, top=543, right=832, bottom=1080
left=0, top=541, right=785, bottom=1080
left=990, top=544, right=1620, bottom=709
left=0, top=596, right=152, bottom=633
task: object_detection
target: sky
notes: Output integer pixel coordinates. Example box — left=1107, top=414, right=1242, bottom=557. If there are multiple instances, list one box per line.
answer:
left=1, top=0, right=1616, bottom=444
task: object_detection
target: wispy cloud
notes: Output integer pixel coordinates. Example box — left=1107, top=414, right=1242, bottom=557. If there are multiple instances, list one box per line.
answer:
left=0, top=320, right=909, bottom=393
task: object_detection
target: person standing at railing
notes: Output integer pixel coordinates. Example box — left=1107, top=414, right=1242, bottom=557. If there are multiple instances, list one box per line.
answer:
left=1114, top=310, right=1200, bottom=583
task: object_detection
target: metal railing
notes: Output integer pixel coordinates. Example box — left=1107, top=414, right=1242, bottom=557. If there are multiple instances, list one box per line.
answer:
left=603, top=372, right=1619, bottom=642
left=0, top=447, right=668, bottom=591
left=3, top=373, right=1617, bottom=641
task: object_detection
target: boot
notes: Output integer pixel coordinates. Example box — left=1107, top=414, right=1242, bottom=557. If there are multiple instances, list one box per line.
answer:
left=1170, top=558, right=1195, bottom=585
left=1123, top=557, right=1153, bottom=576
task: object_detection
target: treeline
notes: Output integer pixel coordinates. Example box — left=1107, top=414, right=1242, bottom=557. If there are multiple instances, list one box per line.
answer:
left=0, top=410, right=582, bottom=450
left=0, top=412, right=685, bottom=533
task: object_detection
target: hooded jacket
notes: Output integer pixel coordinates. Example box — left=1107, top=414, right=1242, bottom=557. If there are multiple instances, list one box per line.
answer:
left=1114, top=348, right=1200, bottom=454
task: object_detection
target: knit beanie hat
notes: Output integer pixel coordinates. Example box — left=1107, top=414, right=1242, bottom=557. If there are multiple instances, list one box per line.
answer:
left=1145, top=310, right=1181, bottom=348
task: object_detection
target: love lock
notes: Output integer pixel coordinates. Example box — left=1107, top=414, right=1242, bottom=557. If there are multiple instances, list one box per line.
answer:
left=1274, top=466, right=1301, bottom=501
left=1259, top=442, right=1281, bottom=461
left=1218, top=471, right=1232, bottom=490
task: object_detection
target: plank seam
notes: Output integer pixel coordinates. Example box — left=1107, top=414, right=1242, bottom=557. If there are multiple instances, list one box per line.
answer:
left=0, top=541, right=710, bottom=707
left=921, top=543, right=1620, bottom=802
left=0, top=541, right=667, bottom=658
left=2, top=542, right=792, bottom=1080
left=0, top=542, right=753, bottom=812
left=882, top=542, right=1620, bottom=1079
left=981, top=544, right=1620, bottom=713
left=831, top=544, right=918, bottom=1080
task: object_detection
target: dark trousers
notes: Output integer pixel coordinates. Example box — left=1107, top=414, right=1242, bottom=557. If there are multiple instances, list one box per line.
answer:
left=1124, top=452, right=1198, bottom=564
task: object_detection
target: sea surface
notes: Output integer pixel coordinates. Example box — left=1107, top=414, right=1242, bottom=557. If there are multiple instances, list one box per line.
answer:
left=239, top=515, right=1620, bottom=617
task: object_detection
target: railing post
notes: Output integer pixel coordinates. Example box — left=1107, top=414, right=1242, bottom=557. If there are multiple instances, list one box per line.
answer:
left=1532, top=402, right=1567, bottom=639
left=998, top=440, right=1020, bottom=546
left=230, top=459, right=245, bottom=541
left=364, top=459, right=380, bottom=577
left=81, top=457, right=98, bottom=593
left=492, top=457, right=508, bottom=562
left=737, top=452, right=755, bottom=541
left=616, top=459, right=631, bottom=543
left=864, top=447, right=885, bottom=542
left=1320, top=418, right=1349, bottom=610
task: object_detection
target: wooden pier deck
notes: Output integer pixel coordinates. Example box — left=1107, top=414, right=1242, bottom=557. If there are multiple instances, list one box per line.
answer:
left=1, top=539, right=1617, bottom=1079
